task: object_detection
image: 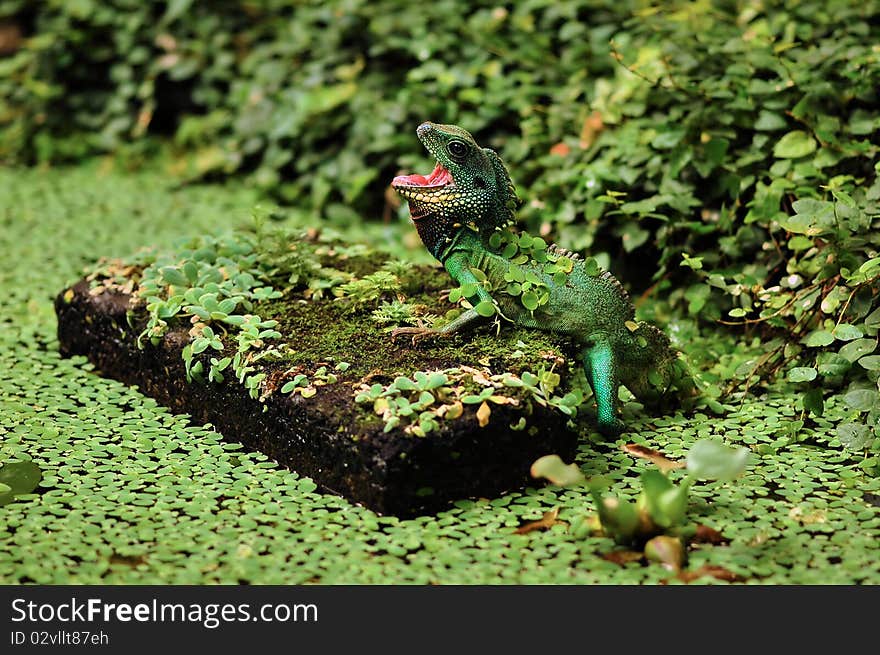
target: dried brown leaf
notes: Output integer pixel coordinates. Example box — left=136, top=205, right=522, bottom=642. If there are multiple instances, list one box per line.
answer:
left=464, top=365, right=505, bottom=387
left=621, top=443, right=685, bottom=473
left=549, top=142, right=571, bottom=157
left=677, top=565, right=742, bottom=583
left=514, top=508, right=566, bottom=534
left=579, top=110, right=604, bottom=148
left=692, top=524, right=729, bottom=545
left=0, top=20, right=23, bottom=55
left=476, top=401, right=491, bottom=427
left=601, top=550, right=644, bottom=566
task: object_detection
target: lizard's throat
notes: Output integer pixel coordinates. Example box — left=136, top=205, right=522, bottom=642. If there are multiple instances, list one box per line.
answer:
left=412, top=211, right=460, bottom=260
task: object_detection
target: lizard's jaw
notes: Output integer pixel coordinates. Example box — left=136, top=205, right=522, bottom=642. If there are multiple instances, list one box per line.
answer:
left=391, top=162, right=455, bottom=221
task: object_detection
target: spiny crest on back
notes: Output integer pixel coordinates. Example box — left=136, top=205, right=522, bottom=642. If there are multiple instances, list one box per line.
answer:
left=553, top=245, right=631, bottom=309
left=546, top=243, right=582, bottom=262
left=599, top=269, right=632, bottom=306
left=485, top=148, right=520, bottom=230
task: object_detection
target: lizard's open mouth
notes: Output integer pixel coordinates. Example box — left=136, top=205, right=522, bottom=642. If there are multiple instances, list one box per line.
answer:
left=391, top=162, right=453, bottom=190
left=391, top=162, right=454, bottom=221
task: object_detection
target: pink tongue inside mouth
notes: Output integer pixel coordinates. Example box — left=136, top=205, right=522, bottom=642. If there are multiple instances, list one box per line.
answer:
left=399, top=173, right=429, bottom=185
left=392, top=162, right=450, bottom=187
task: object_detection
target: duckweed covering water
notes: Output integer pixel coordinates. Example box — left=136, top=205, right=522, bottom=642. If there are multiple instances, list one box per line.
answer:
left=1, top=164, right=878, bottom=584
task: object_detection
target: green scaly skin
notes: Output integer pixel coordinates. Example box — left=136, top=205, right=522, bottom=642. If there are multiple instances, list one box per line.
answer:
left=391, top=122, right=694, bottom=435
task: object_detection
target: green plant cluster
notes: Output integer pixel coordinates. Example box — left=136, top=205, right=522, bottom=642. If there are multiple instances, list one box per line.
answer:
left=335, top=268, right=402, bottom=306
left=370, top=299, right=435, bottom=328
left=356, top=369, right=461, bottom=436
left=95, top=218, right=375, bottom=400
left=354, top=365, right=583, bottom=436
left=130, top=232, right=284, bottom=397
left=532, top=439, right=750, bottom=571
left=280, top=362, right=349, bottom=399
left=499, top=369, right=585, bottom=417
left=84, top=211, right=586, bottom=419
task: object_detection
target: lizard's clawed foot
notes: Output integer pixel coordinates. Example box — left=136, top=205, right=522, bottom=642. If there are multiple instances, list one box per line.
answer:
left=391, top=326, right=443, bottom=346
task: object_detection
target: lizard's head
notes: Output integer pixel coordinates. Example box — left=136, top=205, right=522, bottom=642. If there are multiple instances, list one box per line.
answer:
left=391, top=122, right=518, bottom=253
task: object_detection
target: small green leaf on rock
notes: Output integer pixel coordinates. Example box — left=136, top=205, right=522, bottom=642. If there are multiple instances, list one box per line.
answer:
left=160, top=266, right=189, bottom=286
left=425, top=372, right=448, bottom=389
left=393, top=376, right=418, bottom=391
left=474, top=301, right=496, bottom=317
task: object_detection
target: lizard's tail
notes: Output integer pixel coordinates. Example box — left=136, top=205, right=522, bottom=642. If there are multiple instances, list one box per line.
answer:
left=618, top=322, right=697, bottom=411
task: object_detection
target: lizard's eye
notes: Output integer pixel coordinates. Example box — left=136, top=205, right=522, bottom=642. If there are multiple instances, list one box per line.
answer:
left=447, top=140, right=468, bottom=160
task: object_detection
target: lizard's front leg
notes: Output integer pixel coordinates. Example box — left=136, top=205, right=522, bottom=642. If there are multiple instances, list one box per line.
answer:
left=391, top=308, right=483, bottom=345
left=392, top=252, right=494, bottom=346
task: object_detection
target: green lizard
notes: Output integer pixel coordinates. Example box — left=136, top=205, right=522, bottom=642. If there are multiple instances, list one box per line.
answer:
left=391, top=122, right=694, bottom=435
